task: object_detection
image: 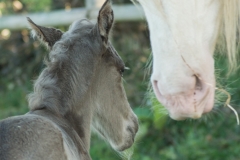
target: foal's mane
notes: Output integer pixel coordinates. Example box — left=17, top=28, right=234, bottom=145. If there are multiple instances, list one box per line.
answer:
left=135, top=0, right=240, bottom=72
left=28, top=41, right=71, bottom=115
left=27, top=18, right=100, bottom=115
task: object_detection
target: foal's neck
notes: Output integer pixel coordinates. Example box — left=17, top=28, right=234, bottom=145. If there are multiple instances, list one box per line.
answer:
left=28, top=57, right=95, bottom=150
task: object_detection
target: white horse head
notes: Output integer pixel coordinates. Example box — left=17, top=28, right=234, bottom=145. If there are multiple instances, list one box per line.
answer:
left=137, top=0, right=240, bottom=120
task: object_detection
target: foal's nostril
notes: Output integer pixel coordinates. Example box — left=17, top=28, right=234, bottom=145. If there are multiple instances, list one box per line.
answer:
left=127, top=126, right=134, bottom=135
left=132, top=117, right=139, bottom=133
left=127, top=126, right=135, bottom=142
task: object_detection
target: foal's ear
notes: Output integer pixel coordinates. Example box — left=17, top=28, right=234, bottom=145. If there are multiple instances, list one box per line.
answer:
left=98, top=0, right=114, bottom=47
left=27, top=17, right=63, bottom=49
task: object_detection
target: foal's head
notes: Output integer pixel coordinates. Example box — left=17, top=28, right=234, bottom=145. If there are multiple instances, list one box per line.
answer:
left=90, top=42, right=139, bottom=151
left=28, top=0, right=138, bottom=152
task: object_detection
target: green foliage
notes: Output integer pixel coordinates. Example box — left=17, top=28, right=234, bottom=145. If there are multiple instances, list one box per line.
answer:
left=21, top=0, right=51, bottom=12
left=0, top=0, right=51, bottom=15
left=0, top=86, right=28, bottom=119
left=151, top=94, right=167, bottom=130
left=112, top=22, right=150, bottom=107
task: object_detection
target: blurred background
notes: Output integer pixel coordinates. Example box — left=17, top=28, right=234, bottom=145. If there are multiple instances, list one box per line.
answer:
left=0, top=0, right=240, bottom=160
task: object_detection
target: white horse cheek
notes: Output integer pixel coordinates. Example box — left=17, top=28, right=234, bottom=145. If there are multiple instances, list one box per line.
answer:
left=142, top=0, right=220, bottom=119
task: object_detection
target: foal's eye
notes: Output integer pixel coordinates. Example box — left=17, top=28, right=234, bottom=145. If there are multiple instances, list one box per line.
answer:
left=120, top=68, right=125, bottom=76
left=119, top=67, right=129, bottom=76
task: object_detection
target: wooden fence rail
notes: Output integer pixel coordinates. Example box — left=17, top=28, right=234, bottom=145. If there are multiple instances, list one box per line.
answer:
left=0, top=4, right=145, bottom=30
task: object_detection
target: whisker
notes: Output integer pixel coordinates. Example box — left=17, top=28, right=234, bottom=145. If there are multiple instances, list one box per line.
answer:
left=227, top=104, right=239, bottom=125
left=124, top=67, right=130, bottom=70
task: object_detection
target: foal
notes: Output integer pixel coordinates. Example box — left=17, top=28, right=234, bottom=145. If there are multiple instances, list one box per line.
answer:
left=0, top=1, right=138, bottom=159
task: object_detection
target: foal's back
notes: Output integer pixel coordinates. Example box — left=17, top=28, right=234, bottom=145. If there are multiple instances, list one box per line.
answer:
left=0, top=114, right=66, bottom=160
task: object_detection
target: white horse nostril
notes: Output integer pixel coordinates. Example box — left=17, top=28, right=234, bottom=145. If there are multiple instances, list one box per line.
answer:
left=151, top=75, right=215, bottom=120
left=195, top=76, right=203, bottom=91
left=152, top=80, right=164, bottom=102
